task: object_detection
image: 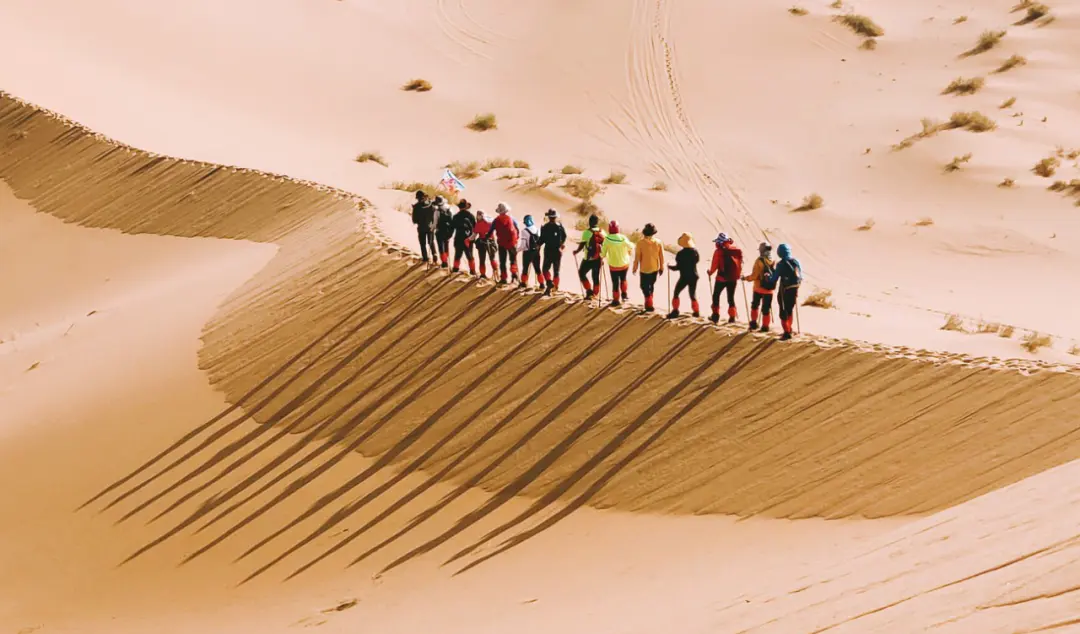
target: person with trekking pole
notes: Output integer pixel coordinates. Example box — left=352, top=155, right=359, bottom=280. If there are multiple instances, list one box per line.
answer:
left=742, top=241, right=776, bottom=332
left=450, top=199, right=477, bottom=275
left=706, top=232, right=744, bottom=324
left=518, top=214, right=543, bottom=290
left=485, top=202, right=520, bottom=285
left=601, top=220, right=634, bottom=308
left=667, top=233, right=701, bottom=319
left=411, top=190, right=438, bottom=264
left=433, top=195, right=455, bottom=268
left=540, top=209, right=567, bottom=296
left=633, top=223, right=664, bottom=313
left=766, top=243, right=803, bottom=341
left=574, top=214, right=605, bottom=300
left=472, top=210, right=498, bottom=279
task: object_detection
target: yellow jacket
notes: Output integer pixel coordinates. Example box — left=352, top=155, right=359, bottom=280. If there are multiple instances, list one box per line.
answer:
left=745, top=256, right=776, bottom=294
left=601, top=233, right=634, bottom=269
left=633, top=236, right=664, bottom=274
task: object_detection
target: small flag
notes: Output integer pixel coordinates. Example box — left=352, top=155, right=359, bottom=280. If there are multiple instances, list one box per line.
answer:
left=440, top=169, right=466, bottom=193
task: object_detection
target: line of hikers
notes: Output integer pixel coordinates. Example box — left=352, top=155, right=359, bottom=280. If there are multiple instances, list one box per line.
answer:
left=411, top=190, right=804, bottom=340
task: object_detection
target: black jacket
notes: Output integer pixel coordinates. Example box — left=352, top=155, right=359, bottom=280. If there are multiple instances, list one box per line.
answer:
left=412, top=200, right=437, bottom=231
left=451, top=209, right=476, bottom=243
left=670, top=247, right=700, bottom=279
left=435, top=204, right=454, bottom=237
left=540, top=222, right=567, bottom=252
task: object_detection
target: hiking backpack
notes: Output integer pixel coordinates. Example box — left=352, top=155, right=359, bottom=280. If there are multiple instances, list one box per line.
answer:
left=757, top=257, right=777, bottom=290
left=724, top=246, right=743, bottom=280
left=588, top=229, right=605, bottom=259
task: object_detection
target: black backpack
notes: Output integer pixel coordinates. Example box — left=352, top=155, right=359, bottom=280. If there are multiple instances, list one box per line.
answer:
left=757, top=257, right=777, bottom=291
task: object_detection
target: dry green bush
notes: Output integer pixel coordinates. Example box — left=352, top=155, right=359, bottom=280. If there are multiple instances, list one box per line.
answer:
left=663, top=243, right=680, bottom=255
left=830, top=0, right=843, bottom=8
left=860, top=38, right=878, bottom=50
left=402, top=78, right=433, bottom=92
left=1015, top=3, right=1050, bottom=25
left=945, top=111, right=996, bottom=132
left=563, top=176, right=604, bottom=202
left=856, top=218, right=876, bottom=231
left=1048, top=180, right=1068, bottom=191
left=561, top=164, right=584, bottom=175
left=1036, top=14, right=1056, bottom=26
left=1022, top=331, right=1052, bottom=353
left=941, top=314, right=966, bottom=331
left=467, top=113, right=498, bottom=131
left=496, top=171, right=530, bottom=181
left=512, top=159, right=531, bottom=169
left=943, top=76, right=985, bottom=95
left=628, top=229, right=645, bottom=244
left=995, top=54, right=1028, bottom=73
left=446, top=160, right=483, bottom=179
left=603, top=171, right=628, bottom=185
left=1011, top=0, right=1036, bottom=10
left=1070, top=344, right=1080, bottom=355
left=789, top=6, right=808, bottom=15
left=962, top=30, right=1006, bottom=57
left=651, top=180, right=669, bottom=191
left=574, top=212, right=609, bottom=232
left=834, top=14, right=885, bottom=37
left=915, top=217, right=935, bottom=226
left=802, top=289, right=835, bottom=309
left=794, top=193, right=824, bottom=211
left=945, top=153, right=973, bottom=172
left=481, top=158, right=513, bottom=171
left=1000, top=96, right=1017, bottom=109
left=387, top=180, right=460, bottom=204
left=977, top=320, right=1003, bottom=334
left=999, top=324, right=1015, bottom=338
left=354, top=151, right=388, bottom=167
left=953, top=15, right=968, bottom=24
left=512, top=175, right=560, bottom=191
left=893, top=117, right=944, bottom=150
left=1033, top=156, right=1060, bottom=177
left=999, top=177, right=1016, bottom=188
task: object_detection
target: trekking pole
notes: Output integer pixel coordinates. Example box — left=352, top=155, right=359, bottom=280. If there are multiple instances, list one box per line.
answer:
left=741, top=279, right=750, bottom=322
left=572, top=251, right=581, bottom=300
left=666, top=259, right=672, bottom=312
left=600, top=262, right=608, bottom=305
left=795, top=295, right=802, bottom=335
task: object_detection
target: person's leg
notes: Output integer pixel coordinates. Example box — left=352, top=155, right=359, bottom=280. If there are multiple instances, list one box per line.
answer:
left=618, top=269, right=629, bottom=302
left=591, top=260, right=602, bottom=292
left=578, top=259, right=594, bottom=298
left=689, top=277, right=701, bottom=316
left=610, top=267, right=622, bottom=304
left=418, top=229, right=430, bottom=262
left=437, top=235, right=449, bottom=267
left=477, top=243, right=489, bottom=277
left=509, top=247, right=520, bottom=282
left=750, top=291, right=762, bottom=328
left=670, top=277, right=686, bottom=316
left=498, top=246, right=509, bottom=282
left=520, top=251, right=532, bottom=287
left=711, top=278, right=722, bottom=321
left=552, top=253, right=562, bottom=290
left=452, top=240, right=464, bottom=272
left=466, top=242, right=476, bottom=275
left=725, top=281, right=738, bottom=322
left=761, top=293, right=773, bottom=331
left=542, top=251, right=553, bottom=290
left=641, top=272, right=657, bottom=311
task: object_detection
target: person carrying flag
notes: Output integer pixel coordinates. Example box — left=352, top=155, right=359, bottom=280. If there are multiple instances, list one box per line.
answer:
left=485, top=202, right=520, bottom=285
left=742, top=241, right=776, bottom=332
left=632, top=223, right=664, bottom=313
left=540, top=209, right=567, bottom=296
left=765, top=242, right=803, bottom=341
left=433, top=195, right=454, bottom=268
left=451, top=199, right=477, bottom=275
left=601, top=220, right=634, bottom=307
left=472, top=210, right=498, bottom=279
left=574, top=214, right=605, bottom=300
left=667, top=233, right=701, bottom=319
left=707, top=232, right=743, bottom=324
left=411, top=190, right=438, bottom=264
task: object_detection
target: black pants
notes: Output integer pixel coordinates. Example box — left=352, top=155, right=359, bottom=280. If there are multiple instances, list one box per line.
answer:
left=477, top=240, right=496, bottom=274
left=673, top=275, right=698, bottom=301
left=751, top=291, right=773, bottom=316
left=417, top=228, right=436, bottom=262
left=521, top=249, right=541, bottom=280
left=778, top=285, right=799, bottom=320
left=542, top=249, right=562, bottom=280
left=453, top=238, right=474, bottom=267
left=579, top=258, right=602, bottom=292
left=610, top=267, right=629, bottom=301
left=498, top=245, right=518, bottom=280
left=436, top=232, right=451, bottom=260
left=712, top=279, right=737, bottom=309
left=640, top=271, right=658, bottom=297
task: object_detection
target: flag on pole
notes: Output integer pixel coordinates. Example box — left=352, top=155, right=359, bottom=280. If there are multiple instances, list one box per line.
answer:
left=440, top=169, right=466, bottom=193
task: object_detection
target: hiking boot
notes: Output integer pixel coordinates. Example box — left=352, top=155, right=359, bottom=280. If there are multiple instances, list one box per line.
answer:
left=709, top=314, right=720, bottom=324
left=780, top=332, right=793, bottom=341
left=759, top=325, right=769, bottom=333
left=496, top=279, right=507, bottom=286
left=441, top=262, right=449, bottom=269
left=692, top=311, right=701, bottom=318
left=748, top=321, right=758, bottom=330
left=585, top=290, right=594, bottom=300
left=543, top=287, right=552, bottom=297
left=519, top=282, right=527, bottom=289
left=728, top=316, right=736, bottom=324
left=667, top=310, right=680, bottom=319
left=644, top=306, right=655, bottom=313
left=452, top=267, right=460, bottom=274
left=479, top=273, right=488, bottom=279
left=610, top=300, right=622, bottom=308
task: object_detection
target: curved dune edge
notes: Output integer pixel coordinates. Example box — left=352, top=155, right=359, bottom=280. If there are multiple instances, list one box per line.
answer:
left=3, top=90, right=1080, bottom=530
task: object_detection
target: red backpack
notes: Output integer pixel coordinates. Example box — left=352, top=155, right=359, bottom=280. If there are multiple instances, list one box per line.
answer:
left=723, top=245, right=743, bottom=280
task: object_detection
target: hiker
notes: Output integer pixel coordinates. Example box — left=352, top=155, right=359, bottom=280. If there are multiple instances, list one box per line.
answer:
left=540, top=208, right=567, bottom=296
left=519, top=214, right=543, bottom=289
left=601, top=220, right=634, bottom=307
left=766, top=243, right=803, bottom=341
left=632, top=223, right=664, bottom=313
left=484, top=202, right=520, bottom=284
left=742, top=241, right=775, bottom=332
left=667, top=233, right=701, bottom=318
left=411, top=191, right=437, bottom=264
left=707, top=232, right=743, bottom=324
left=574, top=214, right=605, bottom=300
left=434, top=195, right=454, bottom=268
left=451, top=199, right=477, bottom=274
left=472, top=210, right=498, bottom=279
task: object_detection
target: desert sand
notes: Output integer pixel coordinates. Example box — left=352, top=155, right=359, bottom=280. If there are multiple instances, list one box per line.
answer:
left=2, top=0, right=1080, bottom=632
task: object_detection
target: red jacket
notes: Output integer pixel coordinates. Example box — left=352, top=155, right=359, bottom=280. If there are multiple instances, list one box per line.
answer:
left=474, top=218, right=494, bottom=241
left=487, top=214, right=519, bottom=249
left=708, top=243, right=743, bottom=282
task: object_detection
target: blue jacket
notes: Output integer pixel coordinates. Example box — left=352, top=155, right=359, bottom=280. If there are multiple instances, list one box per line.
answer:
left=768, top=257, right=802, bottom=288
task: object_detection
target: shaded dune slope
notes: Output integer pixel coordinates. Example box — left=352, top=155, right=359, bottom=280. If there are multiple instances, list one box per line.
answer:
left=4, top=91, right=1080, bottom=574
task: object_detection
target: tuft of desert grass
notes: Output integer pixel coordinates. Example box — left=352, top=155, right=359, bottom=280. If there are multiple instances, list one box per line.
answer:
left=561, top=164, right=584, bottom=175
left=650, top=180, right=669, bottom=192
left=512, top=159, right=531, bottom=169
left=856, top=218, right=876, bottom=231
left=1015, top=3, right=1050, bottom=25
left=944, top=111, right=996, bottom=132
left=999, top=177, right=1016, bottom=188
left=467, top=113, right=498, bottom=131
left=562, top=176, right=604, bottom=203
left=977, top=320, right=1003, bottom=334
left=480, top=158, right=513, bottom=171
left=628, top=229, right=645, bottom=244
left=402, top=78, right=433, bottom=92
left=795, top=193, right=824, bottom=211
left=943, top=76, right=985, bottom=96
left=447, top=160, right=483, bottom=179
left=1048, top=180, right=1068, bottom=191
left=830, top=0, right=843, bottom=8
left=953, top=15, right=968, bottom=24
left=995, top=54, right=1028, bottom=74
left=386, top=180, right=460, bottom=204
left=663, top=243, right=680, bottom=255
left=354, top=151, right=388, bottom=167
left=941, top=314, right=966, bottom=332
left=915, top=217, right=935, bottom=226
left=789, top=6, right=808, bottom=16
left=1036, top=14, right=1055, bottom=27
left=574, top=211, right=609, bottom=232
left=803, top=289, right=835, bottom=309
left=893, top=117, right=944, bottom=150
left=999, top=96, right=1017, bottom=109
left=1011, top=0, right=1035, bottom=10
left=945, top=153, right=973, bottom=172
left=603, top=170, right=628, bottom=185
left=999, top=324, right=1015, bottom=338
left=860, top=38, right=878, bottom=50
left=834, top=14, right=885, bottom=37
left=1021, top=331, right=1052, bottom=353
left=496, top=171, right=529, bottom=181
left=1033, top=156, right=1060, bottom=178
left=1069, top=344, right=1080, bottom=356
left=512, top=175, right=560, bottom=191
left=962, top=30, right=1006, bottom=57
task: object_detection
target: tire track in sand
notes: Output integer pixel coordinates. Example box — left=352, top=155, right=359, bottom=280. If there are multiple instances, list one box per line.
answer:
left=434, top=0, right=492, bottom=61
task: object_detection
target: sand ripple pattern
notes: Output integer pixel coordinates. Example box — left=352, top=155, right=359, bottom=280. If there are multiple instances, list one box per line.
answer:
left=4, top=92, right=1080, bottom=582
left=434, top=0, right=493, bottom=61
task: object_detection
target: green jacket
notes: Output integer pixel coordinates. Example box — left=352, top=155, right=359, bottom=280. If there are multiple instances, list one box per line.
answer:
left=601, top=233, right=634, bottom=269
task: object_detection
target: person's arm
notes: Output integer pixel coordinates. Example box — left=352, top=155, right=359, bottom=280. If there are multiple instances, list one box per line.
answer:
left=632, top=242, right=641, bottom=274
left=707, top=248, right=719, bottom=276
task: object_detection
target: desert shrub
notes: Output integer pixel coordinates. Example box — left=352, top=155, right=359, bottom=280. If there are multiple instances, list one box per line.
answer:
left=1070, top=344, right=1080, bottom=356
left=789, top=6, right=808, bottom=16
left=977, top=320, right=1003, bottom=334
left=995, top=54, right=1028, bottom=73
left=512, top=159, right=531, bottom=169
left=893, top=117, right=944, bottom=150
left=1015, top=3, right=1050, bottom=25
left=1033, top=156, right=1060, bottom=178
left=467, top=113, right=498, bottom=131
left=945, top=153, right=973, bottom=172
left=628, top=229, right=645, bottom=244
left=1022, top=331, right=1052, bottom=352
left=563, top=176, right=604, bottom=202
left=663, top=243, right=680, bottom=255
left=953, top=15, right=968, bottom=24
left=795, top=193, right=824, bottom=211
left=354, top=151, right=388, bottom=167
left=496, top=171, right=529, bottom=181
left=915, top=217, right=935, bottom=226
left=941, top=314, right=965, bottom=331
left=834, top=14, right=885, bottom=37
left=651, top=180, right=669, bottom=191
left=402, top=78, right=433, bottom=92
left=999, top=177, right=1016, bottom=188
left=386, top=180, right=460, bottom=204
left=1000, top=96, right=1017, bottom=109
left=803, top=289, right=835, bottom=308
left=481, top=158, right=513, bottom=170
left=999, top=325, right=1015, bottom=338
left=943, top=76, right=985, bottom=95
left=945, top=111, right=996, bottom=132
left=603, top=171, right=628, bottom=185
left=830, top=0, right=843, bottom=8
left=962, top=30, right=1005, bottom=57
left=860, top=38, right=878, bottom=50
left=561, top=164, right=584, bottom=175
left=446, top=160, right=483, bottom=179
left=1048, top=180, right=1068, bottom=191
left=856, top=218, right=876, bottom=231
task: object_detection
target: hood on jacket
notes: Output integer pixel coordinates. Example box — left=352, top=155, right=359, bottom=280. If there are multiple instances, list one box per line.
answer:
left=605, top=232, right=629, bottom=244
left=524, top=214, right=534, bottom=227
left=777, top=243, right=792, bottom=259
